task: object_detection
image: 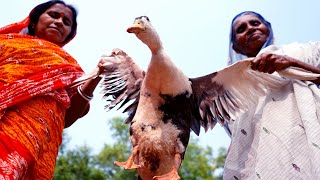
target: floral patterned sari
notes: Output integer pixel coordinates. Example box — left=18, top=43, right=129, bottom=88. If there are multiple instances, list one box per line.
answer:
left=0, top=17, right=84, bottom=179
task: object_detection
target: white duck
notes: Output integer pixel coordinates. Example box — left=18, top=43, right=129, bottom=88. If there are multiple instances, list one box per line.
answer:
left=71, top=16, right=319, bottom=180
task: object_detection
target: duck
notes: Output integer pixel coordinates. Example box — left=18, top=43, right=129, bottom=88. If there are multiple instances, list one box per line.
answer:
left=70, top=16, right=320, bottom=180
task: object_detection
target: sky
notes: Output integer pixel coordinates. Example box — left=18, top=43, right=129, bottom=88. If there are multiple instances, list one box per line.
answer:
left=1, top=1, right=320, bottom=155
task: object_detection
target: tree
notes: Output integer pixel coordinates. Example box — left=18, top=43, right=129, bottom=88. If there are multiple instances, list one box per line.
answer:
left=94, top=117, right=139, bottom=179
left=54, top=117, right=227, bottom=179
left=180, top=137, right=226, bottom=180
left=53, top=133, right=106, bottom=180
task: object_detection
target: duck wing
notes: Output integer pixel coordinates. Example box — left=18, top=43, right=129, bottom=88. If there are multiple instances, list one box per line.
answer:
left=190, top=58, right=286, bottom=134
left=101, top=48, right=145, bottom=123
left=68, top=68, right=100, bottom=88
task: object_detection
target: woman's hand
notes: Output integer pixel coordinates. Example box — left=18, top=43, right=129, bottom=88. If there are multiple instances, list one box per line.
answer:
left=96, top=55, right=117, bottom=75
left=251, top=53, right=320, bottom=84
left=97, top=58, right=107, bottom=75
left=251, top=53, right=295, bottom=74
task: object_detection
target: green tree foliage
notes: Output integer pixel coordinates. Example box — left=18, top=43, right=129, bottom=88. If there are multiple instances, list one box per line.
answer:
left=53, top=134, right=106, bottom=180
left=180, top=138, right=226, bottom=180
left=95, top=117, right=139, bottom=179
left=54, top=117, right=226, bottom=179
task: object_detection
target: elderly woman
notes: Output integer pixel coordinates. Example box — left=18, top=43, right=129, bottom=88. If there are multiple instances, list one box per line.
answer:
left=0, top=1, right=104, bottom=179
left=224, top=11, right=320, bottom=179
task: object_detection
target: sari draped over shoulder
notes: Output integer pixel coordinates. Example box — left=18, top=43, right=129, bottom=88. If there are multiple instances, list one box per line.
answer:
left=224, top=42, right=320, bottom=179
left=0, top=18, right=84, bottom=179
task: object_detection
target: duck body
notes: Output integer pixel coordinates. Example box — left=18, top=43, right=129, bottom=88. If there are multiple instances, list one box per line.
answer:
left=128, top=46, right=193, bottom=179
left=112, top=18, right=195, bottom=178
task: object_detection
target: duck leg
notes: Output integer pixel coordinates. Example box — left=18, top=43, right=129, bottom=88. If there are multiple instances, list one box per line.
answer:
left=152, top=153, right=181, bottom=180
left=114, top=146, right=141, bottom=169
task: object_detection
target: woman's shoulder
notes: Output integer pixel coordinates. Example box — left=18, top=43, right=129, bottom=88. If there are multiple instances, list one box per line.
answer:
left=260, top=41, right=320, bottom=53
left=259, top=41, right=320, bottom=58
left=280, top=41, right=320, bottom=50
left=280, top=41, right=320, bottom=59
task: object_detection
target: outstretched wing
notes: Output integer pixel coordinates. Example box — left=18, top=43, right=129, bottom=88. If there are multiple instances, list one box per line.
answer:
left=68, top=67, right=101, bottom=88
left=190, top=58, right=287, bottom=133
left=101, top=48, right=145, bottom=123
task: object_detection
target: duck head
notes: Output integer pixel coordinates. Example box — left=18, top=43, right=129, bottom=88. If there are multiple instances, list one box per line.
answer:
left=127, top=16, right=162, bottom=54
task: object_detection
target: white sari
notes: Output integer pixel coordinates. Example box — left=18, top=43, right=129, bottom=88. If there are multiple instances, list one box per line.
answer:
left=224, top=42, right=320, bottom=179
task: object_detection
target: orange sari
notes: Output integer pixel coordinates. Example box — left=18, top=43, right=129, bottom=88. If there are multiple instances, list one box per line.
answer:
left=0, top=18, right=84, bottom=179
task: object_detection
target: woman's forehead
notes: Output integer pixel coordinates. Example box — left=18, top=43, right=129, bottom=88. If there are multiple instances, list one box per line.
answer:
left=45, top=3, right=73, bottom=19
left=233, top=14, right=261, bottom=27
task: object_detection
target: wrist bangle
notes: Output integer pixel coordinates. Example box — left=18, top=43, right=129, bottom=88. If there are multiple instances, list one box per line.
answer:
left=77, top=85, right=93, bottom=101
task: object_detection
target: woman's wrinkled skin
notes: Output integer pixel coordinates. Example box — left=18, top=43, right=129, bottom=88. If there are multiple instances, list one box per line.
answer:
left=232, top=13, right=320, bottom=83
left=232, top=14, right=270, bottom=57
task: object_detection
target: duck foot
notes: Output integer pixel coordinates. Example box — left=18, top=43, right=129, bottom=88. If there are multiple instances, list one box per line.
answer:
left=114, top=146, right=141, bottom=169
left=114, top=158, right=141, bottom=169
left=152, top=167, right=181, bottom=180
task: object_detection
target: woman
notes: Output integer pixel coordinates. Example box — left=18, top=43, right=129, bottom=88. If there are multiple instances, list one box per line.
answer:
left=224, top=11, right=320, bottom=179
left=0, top=1, right=104, bottom=179
left=228, top=11, right=274, bottom=66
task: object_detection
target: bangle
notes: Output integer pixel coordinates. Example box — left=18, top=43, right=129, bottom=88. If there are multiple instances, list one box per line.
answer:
left=77, top=85, right=93, bottom=101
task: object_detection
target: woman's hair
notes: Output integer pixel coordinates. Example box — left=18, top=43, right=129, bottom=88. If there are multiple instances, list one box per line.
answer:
left=28, top=0, right=78, bottom=44
left=227, top=11, right=274, bottom=65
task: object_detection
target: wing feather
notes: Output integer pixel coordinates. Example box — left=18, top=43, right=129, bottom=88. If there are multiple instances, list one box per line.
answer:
left=190, top=58, right=286, bottom=131
left=100, top=48, right=145, bottom=124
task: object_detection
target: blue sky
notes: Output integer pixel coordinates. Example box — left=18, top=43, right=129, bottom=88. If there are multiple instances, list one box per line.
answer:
left=1, top=1, right=320, bottom=155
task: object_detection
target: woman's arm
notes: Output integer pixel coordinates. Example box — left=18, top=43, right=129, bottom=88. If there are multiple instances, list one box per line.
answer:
left=251, top=53, right=320, bottom=83
left=64, top=76, right=102, bottom=128
left=64, top=59, right=106, bottom=128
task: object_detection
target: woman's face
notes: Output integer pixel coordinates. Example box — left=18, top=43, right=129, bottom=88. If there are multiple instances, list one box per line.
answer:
left=34, top=3, right=73, bottom=46
left=232, top=14, right=270, bottom=57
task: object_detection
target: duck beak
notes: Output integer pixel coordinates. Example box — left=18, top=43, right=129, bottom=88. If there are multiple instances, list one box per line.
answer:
left=127, top=20, right=145, bottom=33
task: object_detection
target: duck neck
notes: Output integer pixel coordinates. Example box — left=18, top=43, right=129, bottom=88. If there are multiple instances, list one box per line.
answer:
left=141, top=31, right=163, bottom=55
left=148, top=42, right=163, bottom=55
